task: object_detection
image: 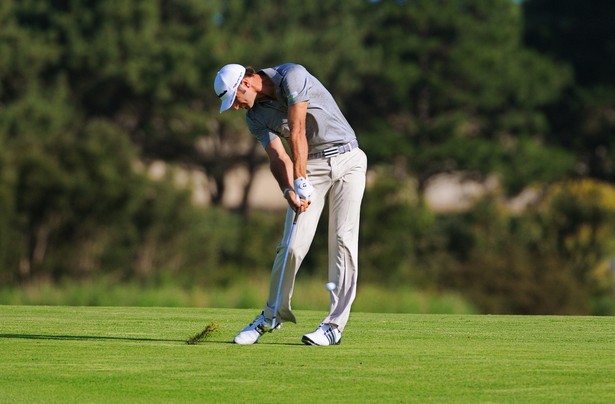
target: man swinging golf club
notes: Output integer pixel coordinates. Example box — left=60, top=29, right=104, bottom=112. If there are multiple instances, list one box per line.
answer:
left=214, top=63, right=367, bottom=346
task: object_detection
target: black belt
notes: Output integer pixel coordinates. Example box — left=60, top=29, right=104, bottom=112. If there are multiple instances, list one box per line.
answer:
left=308, top=139, right=359, bottom=160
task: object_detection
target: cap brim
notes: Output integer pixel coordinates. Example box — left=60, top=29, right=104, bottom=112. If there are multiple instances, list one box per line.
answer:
left=219, top=90, right=237, bottom=113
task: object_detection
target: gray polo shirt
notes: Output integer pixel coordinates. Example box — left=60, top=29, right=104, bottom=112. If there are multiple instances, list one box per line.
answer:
left=246, top=63, right=356, bottom=153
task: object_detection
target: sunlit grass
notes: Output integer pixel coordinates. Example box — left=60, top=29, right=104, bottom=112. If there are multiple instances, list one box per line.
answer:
left=1, top=306, right=613, bottom=403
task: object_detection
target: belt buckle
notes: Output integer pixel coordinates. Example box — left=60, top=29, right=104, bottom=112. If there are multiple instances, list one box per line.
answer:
left=322, top=146, right=340, bottom=158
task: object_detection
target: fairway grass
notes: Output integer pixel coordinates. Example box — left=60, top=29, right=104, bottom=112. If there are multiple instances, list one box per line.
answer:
left=1, top=306, right=613, bottom=403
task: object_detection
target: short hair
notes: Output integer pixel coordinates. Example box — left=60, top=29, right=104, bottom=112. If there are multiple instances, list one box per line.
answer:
left=245, top=66, right=257, bottom=77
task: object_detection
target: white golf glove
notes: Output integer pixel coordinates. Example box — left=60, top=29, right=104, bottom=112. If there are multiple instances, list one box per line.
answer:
left=293, top=176, right=314, bottom=199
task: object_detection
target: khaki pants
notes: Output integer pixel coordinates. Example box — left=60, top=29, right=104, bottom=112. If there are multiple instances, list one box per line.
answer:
left=263, top=147, right=367, bottom=332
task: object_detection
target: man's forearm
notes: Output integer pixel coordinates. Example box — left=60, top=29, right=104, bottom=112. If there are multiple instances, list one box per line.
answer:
left=288, top=102, right=308, bottom=179
left=290, top=133, right=308, bottom=179
left=270, top=154, right=294, bottom=192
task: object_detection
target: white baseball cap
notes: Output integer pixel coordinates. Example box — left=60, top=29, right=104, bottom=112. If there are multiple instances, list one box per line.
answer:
left=214, top=64, right=246, bottom=113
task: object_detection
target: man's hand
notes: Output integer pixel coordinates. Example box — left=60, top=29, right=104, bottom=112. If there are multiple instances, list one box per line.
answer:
left=283, top=187, right=310, bottom=212
left=293, top=176, right=314, bottom=199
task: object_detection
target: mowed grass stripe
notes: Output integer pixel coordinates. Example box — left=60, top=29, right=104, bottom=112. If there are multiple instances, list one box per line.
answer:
left=0, top=306, right=613, bottom=403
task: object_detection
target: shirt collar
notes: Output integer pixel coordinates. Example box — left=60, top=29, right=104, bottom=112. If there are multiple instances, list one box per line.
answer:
left=258, top=68, right=285, bottom=104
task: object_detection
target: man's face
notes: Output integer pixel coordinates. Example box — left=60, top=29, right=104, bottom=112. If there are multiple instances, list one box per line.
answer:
left=232, top=81, right=257, bottom=110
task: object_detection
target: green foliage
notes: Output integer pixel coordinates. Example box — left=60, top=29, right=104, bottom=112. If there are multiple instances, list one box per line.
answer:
left=355, top=0, right=571, bottom=192
left=523, top=0, right=615, bottom=182
left=497, top=138, right=576, bottom=195
left=439, top=181, right=615, bottom=315
left=537, top=180, right=615, bottom=282
left=213, top=0, right=377, bottom=101
left=5, top=122, right=142, bottom=281
left=0, top=139, right=17, bottom=277
left=354, top=173, right=615, bottom=315
left=358, top=168, right=450, bottom=286
left=440, top=199, right=591, bottom=314
left=0, top=0, right=614, bottom=316
left=232, top=211, right=285, bottom=277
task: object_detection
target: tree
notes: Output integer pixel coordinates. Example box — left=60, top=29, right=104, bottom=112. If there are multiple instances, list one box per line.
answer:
left=0, top=1, right=236, bottom=282
left=2, top=0, right=260, bottom=212
left=523, top=0, right=615, bottom=182
left=351, top=0, right=573, bottom=194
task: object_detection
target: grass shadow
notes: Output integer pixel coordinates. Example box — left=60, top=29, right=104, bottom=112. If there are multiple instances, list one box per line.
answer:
left=1, top=334, right=314, bottom=346
left=0, top=333, right=184, bottom=343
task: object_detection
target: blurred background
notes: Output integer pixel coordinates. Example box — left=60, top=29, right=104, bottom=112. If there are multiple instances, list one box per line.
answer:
left=1, top=0, right=614, bottom=315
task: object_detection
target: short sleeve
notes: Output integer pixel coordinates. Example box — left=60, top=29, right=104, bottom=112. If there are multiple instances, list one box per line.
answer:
left=246, top=113, right=278, bottom=149
left=280, top=65, right=310, bottom=106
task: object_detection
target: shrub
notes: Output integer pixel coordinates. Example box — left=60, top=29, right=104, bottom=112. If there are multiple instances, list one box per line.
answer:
left=440, top=180, right=615, bottom=314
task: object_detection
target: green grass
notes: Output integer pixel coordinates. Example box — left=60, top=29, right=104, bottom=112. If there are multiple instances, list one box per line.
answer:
left=1, top=306, right=613, bottom=403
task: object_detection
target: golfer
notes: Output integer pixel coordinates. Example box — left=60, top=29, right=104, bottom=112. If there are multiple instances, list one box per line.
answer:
left=214, top=63, right=367, bottom=346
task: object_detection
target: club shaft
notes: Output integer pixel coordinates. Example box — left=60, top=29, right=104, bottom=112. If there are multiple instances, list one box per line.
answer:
left=271, top=208, right=300, bottom=329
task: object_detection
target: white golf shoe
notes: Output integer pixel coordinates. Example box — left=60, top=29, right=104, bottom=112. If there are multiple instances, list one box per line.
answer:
left=233, top=311, right=281, bottom=345
left=301, top=323, right=341, bottom=346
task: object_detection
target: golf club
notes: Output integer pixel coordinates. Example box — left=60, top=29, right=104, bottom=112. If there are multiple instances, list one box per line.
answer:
left=271, top=207, right=300, bottom=329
